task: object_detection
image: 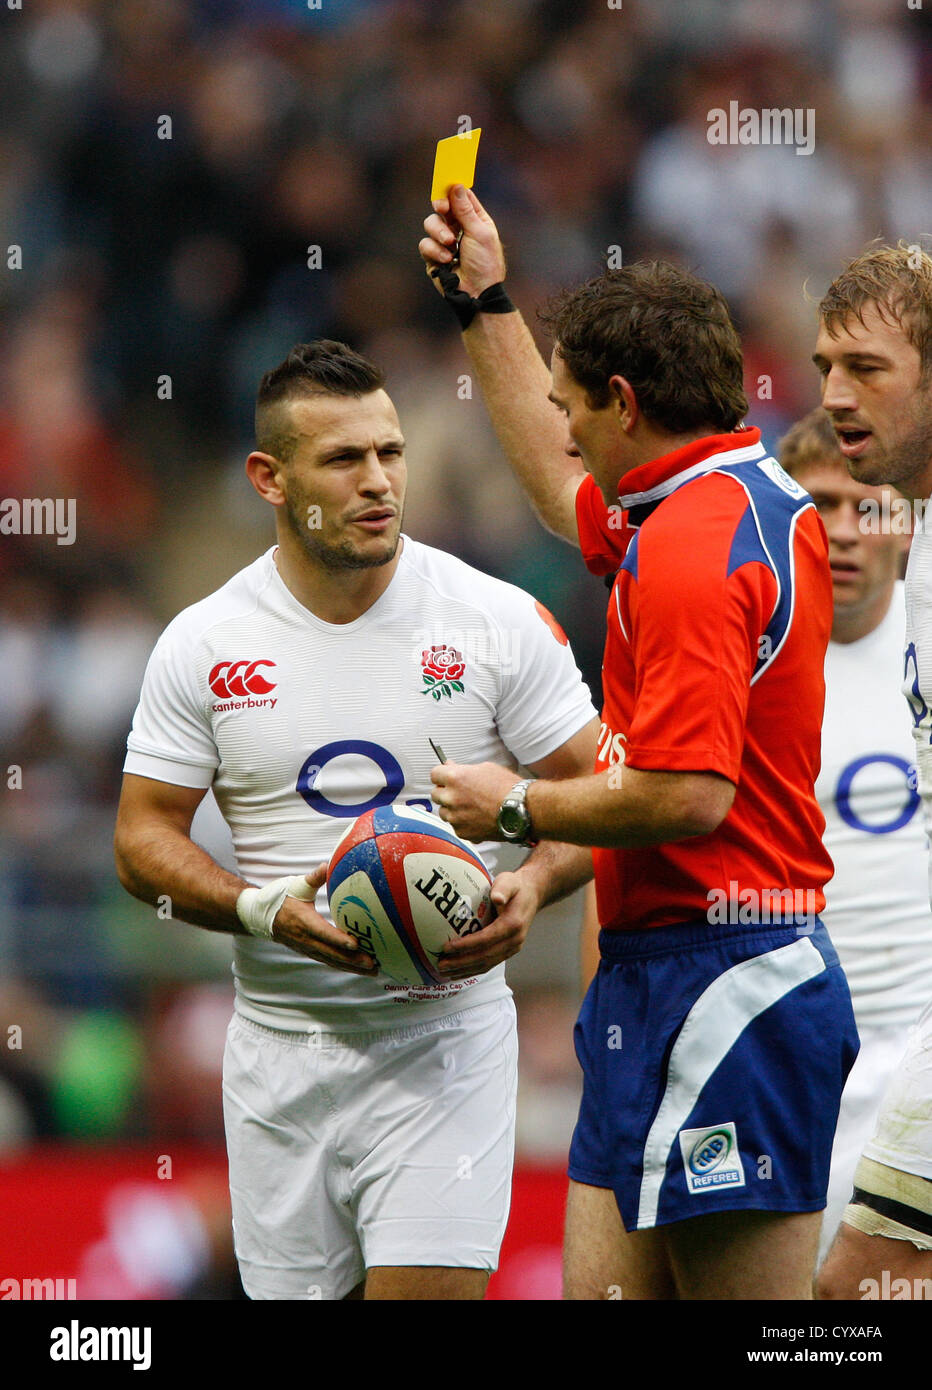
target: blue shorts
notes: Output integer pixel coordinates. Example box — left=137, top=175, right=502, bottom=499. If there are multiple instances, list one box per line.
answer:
left=568, top=918, right=859, bottom=1231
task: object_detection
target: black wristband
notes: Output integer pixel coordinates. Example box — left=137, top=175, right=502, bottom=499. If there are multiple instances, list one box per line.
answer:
left=430, top=264, right=515, bottom=330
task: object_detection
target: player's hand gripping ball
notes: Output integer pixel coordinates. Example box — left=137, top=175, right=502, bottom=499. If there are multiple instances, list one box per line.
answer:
left=326, top=806, right=495, bottom=986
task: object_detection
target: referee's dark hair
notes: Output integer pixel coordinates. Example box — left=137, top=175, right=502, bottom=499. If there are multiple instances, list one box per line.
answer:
left=539, top=263, right=748, bottom=435
left=256, top=340, right=386, bottom=462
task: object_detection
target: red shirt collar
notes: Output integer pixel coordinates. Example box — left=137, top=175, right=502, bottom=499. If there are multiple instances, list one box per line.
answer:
left=616, top=427, right=764, bottom=509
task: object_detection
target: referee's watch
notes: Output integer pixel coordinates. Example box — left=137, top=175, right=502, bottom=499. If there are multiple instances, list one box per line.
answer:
left=496, top=778, right=537, bottom=845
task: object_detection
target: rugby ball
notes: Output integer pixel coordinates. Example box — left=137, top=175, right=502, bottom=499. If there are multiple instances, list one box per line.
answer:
left=326, top=805, right=495, bottom=986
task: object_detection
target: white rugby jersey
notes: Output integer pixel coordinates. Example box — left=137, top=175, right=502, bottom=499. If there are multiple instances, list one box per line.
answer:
left=817, top=580, right=932, bottom=1029
left=905, top=516, right=932, bottom=898
left=124, top=539, right=596, bottom=1031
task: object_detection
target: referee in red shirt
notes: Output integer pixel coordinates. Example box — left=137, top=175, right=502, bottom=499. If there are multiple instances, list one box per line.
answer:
left=419, top=187, right=858, bottom=1300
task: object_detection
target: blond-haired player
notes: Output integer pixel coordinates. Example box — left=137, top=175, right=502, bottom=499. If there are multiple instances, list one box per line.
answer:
left=813, top=245, right=932, bottom=1299
left=778, top=408, right=931, bottom=1269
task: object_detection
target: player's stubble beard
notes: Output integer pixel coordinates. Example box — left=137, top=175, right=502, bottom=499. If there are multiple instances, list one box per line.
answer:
left=847, top=380, right=932, bottom=496
left=280, top=481, right=405, bottom=572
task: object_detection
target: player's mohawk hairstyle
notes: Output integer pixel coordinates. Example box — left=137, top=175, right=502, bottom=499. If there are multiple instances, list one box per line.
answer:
left=819, top=241, right=932, bottom=376
left=258, top=340, right=385, bottom=405
left=255, top=340, right=386, bottom=461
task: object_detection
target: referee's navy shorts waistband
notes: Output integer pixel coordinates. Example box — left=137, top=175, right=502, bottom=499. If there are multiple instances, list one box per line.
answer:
left=598, top=916, right=827, bottom=963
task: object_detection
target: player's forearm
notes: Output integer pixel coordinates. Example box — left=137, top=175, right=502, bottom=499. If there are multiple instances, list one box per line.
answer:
left=515, top=840, right=593, bottom=911
left=115, top=823, right=249, bottom=932
left=462, top=310, right=583, bottom=543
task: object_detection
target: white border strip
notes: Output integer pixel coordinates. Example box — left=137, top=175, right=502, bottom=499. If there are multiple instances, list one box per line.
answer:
left=619, top=441, right=766, bottom=511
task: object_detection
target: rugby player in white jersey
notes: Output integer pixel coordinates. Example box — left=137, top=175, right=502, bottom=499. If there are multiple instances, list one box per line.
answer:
left=812, top=246, right=932, bottom=1298
left=114, top=340, right=599, bottom=1301
left=777, top=408, right=932, bottom=1268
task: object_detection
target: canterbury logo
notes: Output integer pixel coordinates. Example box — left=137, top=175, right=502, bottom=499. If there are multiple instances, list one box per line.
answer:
left=209, top=660, right=277, bottom=698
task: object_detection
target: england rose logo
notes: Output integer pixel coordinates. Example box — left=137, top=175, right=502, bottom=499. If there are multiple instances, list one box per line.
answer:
left=421, top=644, right=465, bottom=700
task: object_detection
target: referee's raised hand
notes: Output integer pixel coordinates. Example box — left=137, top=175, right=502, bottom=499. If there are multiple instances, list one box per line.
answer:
left=420, top=185, right=506, bottom=300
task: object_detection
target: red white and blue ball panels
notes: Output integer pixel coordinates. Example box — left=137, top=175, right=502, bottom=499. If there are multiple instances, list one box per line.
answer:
left=326, top=806, right=494, bottom=986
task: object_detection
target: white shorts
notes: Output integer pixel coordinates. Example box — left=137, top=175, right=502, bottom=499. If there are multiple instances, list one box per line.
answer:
left=841, top=1001, right=932, bottom=1250
left=818, top=1020, right=915, bottom=1263
left=863, top=1001, right=932, bottom=1181
left=222, top=996, right=518, bottom=1300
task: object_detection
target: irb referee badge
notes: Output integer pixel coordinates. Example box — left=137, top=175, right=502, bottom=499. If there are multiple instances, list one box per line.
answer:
left=679, top=1122, right=746, bottom=1195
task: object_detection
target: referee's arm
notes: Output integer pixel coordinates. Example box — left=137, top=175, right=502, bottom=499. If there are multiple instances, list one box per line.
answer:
left=420, top=186, right=584, bottom=547
left=433, top=759, right=736, bottom=850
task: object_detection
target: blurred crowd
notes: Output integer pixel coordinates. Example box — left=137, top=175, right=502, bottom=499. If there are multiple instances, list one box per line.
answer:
left=1, top=0, right=931, bottom=1188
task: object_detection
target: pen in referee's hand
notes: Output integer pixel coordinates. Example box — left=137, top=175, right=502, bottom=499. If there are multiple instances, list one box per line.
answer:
left=429, top=739, right=447, bottom=763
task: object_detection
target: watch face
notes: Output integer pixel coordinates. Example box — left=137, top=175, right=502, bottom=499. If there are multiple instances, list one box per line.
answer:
left=498, top=806, right=525, bottom=836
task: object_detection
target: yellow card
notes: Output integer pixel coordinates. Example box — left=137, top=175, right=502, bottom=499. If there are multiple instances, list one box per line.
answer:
left=430, top=128, right=482, bottom=202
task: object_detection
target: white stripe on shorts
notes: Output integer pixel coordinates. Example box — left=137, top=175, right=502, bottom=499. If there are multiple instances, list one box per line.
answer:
left=636, top=935, right=826, bottom=1228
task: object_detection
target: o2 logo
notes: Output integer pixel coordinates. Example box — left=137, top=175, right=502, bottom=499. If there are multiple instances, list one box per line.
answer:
left=904, top=642, right=930, bottom=735
left=835, top=753, right=919, bottom=835
left=296, top=739, right=431, bottom=817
